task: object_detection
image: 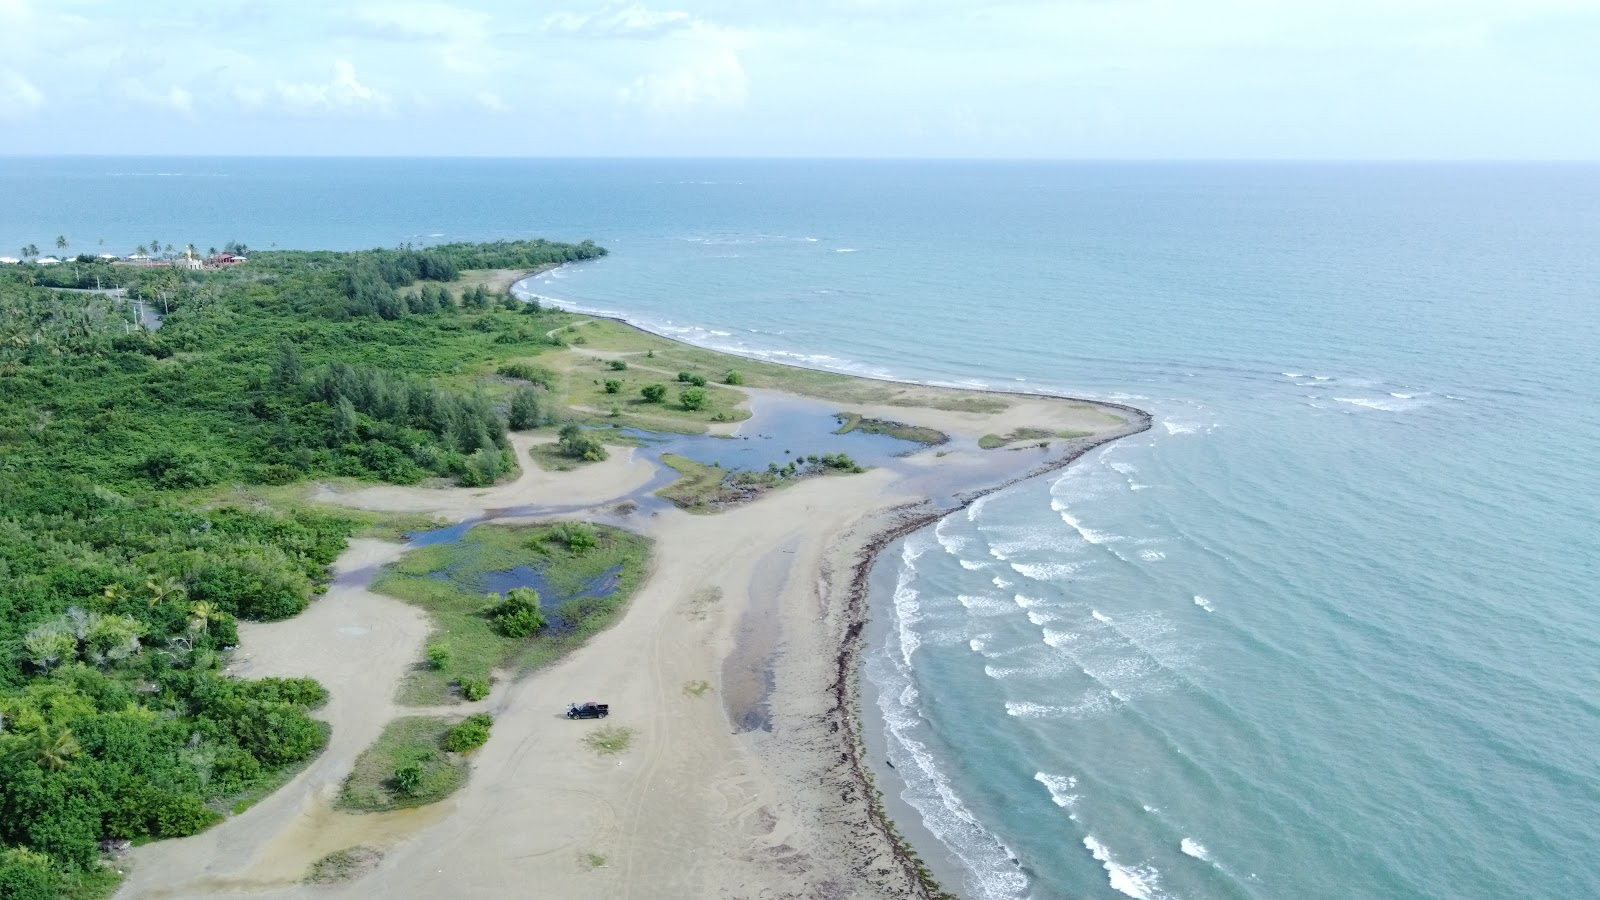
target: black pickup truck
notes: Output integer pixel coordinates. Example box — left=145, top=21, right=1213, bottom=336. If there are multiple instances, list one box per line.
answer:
left=565, top=701, right=609, bottom=719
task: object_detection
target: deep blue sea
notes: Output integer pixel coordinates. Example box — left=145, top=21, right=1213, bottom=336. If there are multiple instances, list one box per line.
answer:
left=5, top=158, right=1598, bottom=900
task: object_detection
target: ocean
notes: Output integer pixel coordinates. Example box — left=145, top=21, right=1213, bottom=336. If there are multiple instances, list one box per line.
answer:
left=5, top=158, right=1598, bottom=899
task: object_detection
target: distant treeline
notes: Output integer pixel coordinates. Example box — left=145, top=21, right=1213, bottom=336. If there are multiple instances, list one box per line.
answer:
left=0, top=237, right=599, bottom=896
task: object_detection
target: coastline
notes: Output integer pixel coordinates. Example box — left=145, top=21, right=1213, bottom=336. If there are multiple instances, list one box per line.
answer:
left=115, top=269, right=1152, bottom=900
left=516, top=271, right=1155, bottom=897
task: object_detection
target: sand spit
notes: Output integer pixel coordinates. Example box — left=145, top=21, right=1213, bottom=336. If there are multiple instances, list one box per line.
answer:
left=116, top=380, right=1148, bottom=900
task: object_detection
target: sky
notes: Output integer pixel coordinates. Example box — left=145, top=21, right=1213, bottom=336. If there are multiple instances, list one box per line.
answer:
left=2, top=0, right=1600, bottom=158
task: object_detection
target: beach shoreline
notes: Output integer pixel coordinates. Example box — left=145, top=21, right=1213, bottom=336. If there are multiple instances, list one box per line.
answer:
left=513, top=270, right=1156, bottom=897
left=115, top=271, right=1151, bottom=900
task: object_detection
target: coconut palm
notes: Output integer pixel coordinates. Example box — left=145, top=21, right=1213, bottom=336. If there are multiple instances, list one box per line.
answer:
left=54, top=235, right=68, bottom=252
left=188, top=601, right=221, bottom=635
left=102, top=583, right=129, bottom=604
left=31, top=728, right=82, bottom=771
left=146, top=576, right=187, bottom=608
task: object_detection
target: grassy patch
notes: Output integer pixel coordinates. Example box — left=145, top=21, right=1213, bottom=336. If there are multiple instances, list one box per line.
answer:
left=582, top=725, right=637, bottom=755
left=373, top=523, right=652, bottom=705
left=58, top=867, right=123, bottom=900
left=684, top=586, right=722, bottom=621
left=580, top=851, right=608, bottom=869
left=305, top=846, right=384, bottom=884
left=654, top=455, right=749, bottom=512
left=979, top=427, right=1064, bottom=449
left=682, top=679, right=713, bottom=697
left=338, top=717, right=468, bottom=812
left=834, top=412, right=948, bottom=446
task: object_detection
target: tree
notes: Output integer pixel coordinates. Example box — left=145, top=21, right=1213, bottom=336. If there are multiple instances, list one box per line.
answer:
left=556, top=424, right=606, bottom=461
left=508, top=389, right=541, bottom=430
left=442, top=714, right=492, bottom=753
left=273, top=341, right=303, bottom=388
left=187, top=601, right=220, bottom=635
left=145, top=576, right=187, bottom=608
left=150, top=238, right=161, bottom=258
left=484, top=587, right=545, bottom=638
left=30, top=728, right=82, bottom=771
left=640, top=383, right=667, bottom=403
left=680, top=386, right=708, bottom=411
left=603, top=379, right=621, bottom=394
left=607, top=359, right=627, bottom=371
left=54, top=236, right=67, bottom=252
left=135, top=244, right=148, bottom=257
left=22, top=626, right=76, bottom=671
left=724, top=370, right=744, bottom=385
left=20, top=244, right=38, bottom=260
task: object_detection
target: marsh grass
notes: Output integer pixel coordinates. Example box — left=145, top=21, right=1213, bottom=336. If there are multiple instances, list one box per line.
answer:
left=374, top=523, right=651, bottom=704
left=979, top=427, right=1083, bottom=449
left=682, top=679, right=713, bottom=697
left=305, top=846, right=384, bottom=884
left=582, top=725, right=637, bottom=755
left=338, top=717, right=467, bottom=812
left=833, top=413, right=948, bottom=446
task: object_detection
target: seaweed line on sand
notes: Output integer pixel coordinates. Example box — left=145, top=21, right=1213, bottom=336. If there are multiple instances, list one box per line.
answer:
left=826, top=400, right=1151, bottom=899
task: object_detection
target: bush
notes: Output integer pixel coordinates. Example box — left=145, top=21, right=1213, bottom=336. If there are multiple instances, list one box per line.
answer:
left=680, top=386, right=708, bottom=411
left=459, top=677, right=490, bottom=701
left=640, top=383, right=667, bottom=403
left=724, top=370, right=744, bottom=385
left=676, top=371, right=693, bottom=383
left=603, top=379, right=621, bottom=394
left=426, top=643, right=452, bottom=670
left=556, top=424, right=607, bottom=462
left=508, top=389, right=542, bottom=430
left=484, top=587, right=545, bottom=638
left=497, top=363, right=556, bottom=388
left=393, top=763, right=424, bottom=794
left=551, top=522, right=598, bottom=554
left=442, top=714, right=493, bottom=753
left=607, top=359, right=627, bottom=371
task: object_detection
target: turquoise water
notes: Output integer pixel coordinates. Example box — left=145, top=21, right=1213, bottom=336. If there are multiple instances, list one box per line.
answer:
left=6, top=159, right=1598, bottom=899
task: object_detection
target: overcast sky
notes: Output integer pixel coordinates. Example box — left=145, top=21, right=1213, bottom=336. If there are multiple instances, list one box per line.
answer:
left=2, top=0, right=1599, bottom=158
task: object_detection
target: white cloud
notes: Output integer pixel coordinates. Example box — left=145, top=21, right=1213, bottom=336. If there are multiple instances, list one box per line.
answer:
left=117, top=78, right=194, bottom=114
left=350, top=3, right=491, bottom=42
left=543, top=4, right=695, bottom=38
left=476, top=90, right=508, bottom=112
left=275, top=61, right=390, bottom=114
left=619, top=48, right=747, bottom=112
left=0, top=67, right=44, bottom=115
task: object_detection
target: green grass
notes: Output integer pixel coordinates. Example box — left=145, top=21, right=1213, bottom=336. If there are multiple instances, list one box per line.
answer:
left=338, top=717, right=468, bottom=812
left=580, top=851, right=608, bottom=869
left=372, top=522, right=652, bottom=705
left=682, top=679, right=713, bottom=697
left=582, top=725, right=637, bottom=755
left=833, top=412, right=948, bottom=445
left=305, top=846, right=384, bottom=884
left=979, top=427, right=1081, bottom=449
left=552, top=349, right=752, bottom=432
left=58, top=867, right=124, bottom=900
left=654, top=454, right=742, bottom=512
left=525, top=428, right=644, bottom=472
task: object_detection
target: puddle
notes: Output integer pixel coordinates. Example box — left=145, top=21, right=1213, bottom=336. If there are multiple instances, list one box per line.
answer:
left=723, top=540, right=797, bottom=733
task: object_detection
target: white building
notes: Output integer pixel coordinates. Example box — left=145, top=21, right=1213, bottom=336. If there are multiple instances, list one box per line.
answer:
left=0, top=256, right=18, bottom=265
left=36, top=256, right=60, bottom=265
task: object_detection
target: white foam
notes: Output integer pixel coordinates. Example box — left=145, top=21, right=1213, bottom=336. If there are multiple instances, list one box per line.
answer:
left=1009, top=561, right=1083, bottom=581
left=1082, top=836, right=1164, bottom=900
left=1389, top=392, right=1412, bottom=399
left=1058, top=511, right=1116, bottom=546
left=1139, top=550, right=1165, bottom=562
left=1025, top=610, right=1057, bottom=627
left=1281, top=372, right=1302, bottom=378
left=1334, top=396, right=1410, bottom=411
left=991, top=575, right=1013, bottom=589
left=1162, top=421, right=1197, bottom=434
left=957, top=594, right=1013, bottom=617
left=835, top=247, right=858, bottom=253
left=1193, top=595, right=1215, bottom=613
left=1033, top=772, right=1078, bottom=808
left=1181, top=838, right=1212, bottom=861
left=959, top=558, right=988, bottom=571
left=1091, top=610, right=1113, bottom=624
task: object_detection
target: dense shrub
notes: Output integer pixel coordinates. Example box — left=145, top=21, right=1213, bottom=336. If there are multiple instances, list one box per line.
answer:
left=679, top=387, right=708, bottom=411
left=483, top=588, right=545, bottom=638
left=640, top=383, right=667, bottom=403
left=442, top=714, right=493, bottom=753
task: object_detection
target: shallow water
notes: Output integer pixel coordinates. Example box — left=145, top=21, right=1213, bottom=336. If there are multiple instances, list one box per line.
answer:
left=10, top=159, right=1599, bottom=900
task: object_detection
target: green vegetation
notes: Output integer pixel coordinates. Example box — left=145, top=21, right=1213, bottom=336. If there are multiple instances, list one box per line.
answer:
left=441, top=713, right=493, bottom=753
left=338, top=717, right=468, bottom=812
left=580, top=851, right=607, bottom=869
left=655, top=452, right=863, bottom=513
left=581, top=725, right=636, bottom=755
left=0, top=238, right=605, bottom=893
left=978, top=427, right=1089, bottom=449
left=682, top=680, right=713, bottom=697
left=723, top=370, right=744, bottom=385
left=305, top=846, right=383, bottom=885
left=372, top=523, right=651, bottom=704
left=833, top=413, right=948, bottom=446
left=640, top=383, right=667, bottom=403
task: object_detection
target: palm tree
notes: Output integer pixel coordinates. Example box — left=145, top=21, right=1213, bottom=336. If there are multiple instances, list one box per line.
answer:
left=146, top=576, right=187, bottom=608
left=20, top=244, right=38, bottom=261
left=188, top=600, right=220, bottom=635
left=54, top=235, right=68, bottom=252
left=32, top=728, right=82, bottom=771
left=102, top=584, right=129, bottom=604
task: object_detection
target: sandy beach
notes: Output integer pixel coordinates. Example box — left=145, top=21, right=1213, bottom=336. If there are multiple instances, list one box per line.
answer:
left=115, top=342, right=1148, bottom=900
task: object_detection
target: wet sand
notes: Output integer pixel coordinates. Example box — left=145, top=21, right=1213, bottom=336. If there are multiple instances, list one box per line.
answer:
left=116, top=380, right=1147, bottom=900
